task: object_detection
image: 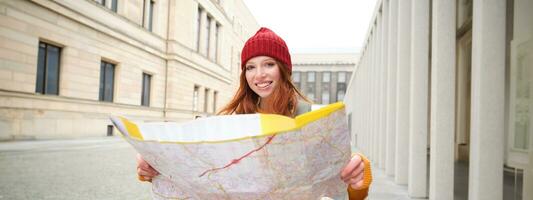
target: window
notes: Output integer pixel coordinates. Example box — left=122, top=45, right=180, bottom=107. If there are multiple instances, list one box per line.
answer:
left=196, top=7, right=202, bottom=51
left=148, top=0, right=154, bottom=31
left=307, top=72, right=315, bottom=82
left=142, top=0, right=146, bottom=27
left=307, top=90, right=315, bottom=102
left=211, top=24, right=220, bottom=61
left=337, top=90, right=345, bottom=101
left=292, top=71, right=301, bottom=89
left=111, top=0, right=117, bottom=12
left=337, top=82, right=346, bottom=101
left=292, top=72, right=300, bottom=83
left=336, top=72, right=347, bottom=102
left=204, top=88, right=210, bottom=112
left=36, top=42, right=61, bottom=95
left=338, top=72, right=346, bottom=83
left=322, top=90, right=330, bottom=104
left=96, top=0, right=117, bottom=12
left=142, top=0, right=155, bottom=31
left=322, top=72, right=331, bottom=104
left=96, top=0, right=106, bottom=6
left=141, top=73, right=151, bottom=106
left=197, top=8, right=220, bottom=62
left=213, top=91, right=217, bottom=113
left=306, top=84, right=315, bottom=102
left=99, top=61, right=115, bottom=102
left=322, top=72, right=330, bottom=82
left=193, top=85, right=199, bottom=111
left=203, top=16, right=211, bottom=56
left=306, top=72, right=316, bottom=102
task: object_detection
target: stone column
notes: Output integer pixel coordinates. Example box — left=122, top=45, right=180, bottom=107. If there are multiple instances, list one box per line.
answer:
left=386, top=0, right=398, bottom=176
left=395, top=0, right=411, bottom=184
left=375, top=11, right=384, bottom=169
left=357, top=55, right=366, bottom=152
left=408, top=0, right=429, bottom=197
left=366, top=34, right=371, bottom=157
left=369, top=28, right=376, bottom=161
left=512, top=1, right=533, bottom=198
left=527, top=78, right=533, bottom=200
left=469, top=0, right=506, bottom=199
left=364, top=53, right=370, bottom=155
left=380, top=0, right=389, bottom=171
left=429, top=0, right=456, bottom=199
left=374, top=19, right=381, bottom=167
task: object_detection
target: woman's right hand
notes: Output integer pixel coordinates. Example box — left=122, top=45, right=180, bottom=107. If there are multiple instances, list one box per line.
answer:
left=136, top=153, right=159, bottom=182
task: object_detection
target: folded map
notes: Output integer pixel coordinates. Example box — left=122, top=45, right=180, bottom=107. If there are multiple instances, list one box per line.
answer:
left=110, top=102, right=352, bottom=200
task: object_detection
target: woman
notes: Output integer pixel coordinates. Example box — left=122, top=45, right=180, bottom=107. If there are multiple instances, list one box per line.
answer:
left=137, top=27, right=372, bottom=199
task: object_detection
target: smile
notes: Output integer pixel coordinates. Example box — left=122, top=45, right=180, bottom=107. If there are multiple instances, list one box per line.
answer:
left=255, top=81, right=273, bottom=89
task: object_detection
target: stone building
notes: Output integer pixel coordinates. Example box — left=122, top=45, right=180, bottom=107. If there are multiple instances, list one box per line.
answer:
left=343, top=0, right=533, bottom=199
left=291, top=53, right=356, bottom=105
left=0, top=0, right=259, bottom=139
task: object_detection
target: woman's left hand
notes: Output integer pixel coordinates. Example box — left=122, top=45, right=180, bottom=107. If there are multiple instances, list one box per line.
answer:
left=340, top=154, right=365, bottom=190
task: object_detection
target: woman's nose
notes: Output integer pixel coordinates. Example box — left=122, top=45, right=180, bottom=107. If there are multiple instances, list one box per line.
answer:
left=258, top=67, right=266, bottom=76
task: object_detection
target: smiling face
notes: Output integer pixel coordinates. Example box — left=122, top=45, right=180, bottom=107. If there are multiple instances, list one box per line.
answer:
left=244, top=56, right=282, bottom=99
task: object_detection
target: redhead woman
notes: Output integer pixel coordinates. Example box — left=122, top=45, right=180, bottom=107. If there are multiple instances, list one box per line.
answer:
left=137, top=27, right=372, bottom=199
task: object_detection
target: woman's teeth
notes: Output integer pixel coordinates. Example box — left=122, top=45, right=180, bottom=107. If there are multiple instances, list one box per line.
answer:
left=256, top=81, right=272, bottom=88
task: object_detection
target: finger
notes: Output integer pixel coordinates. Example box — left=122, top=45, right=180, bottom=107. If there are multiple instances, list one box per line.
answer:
left=136, top=154, right=144, bottom=165
left=350, top=161, right=365, bottom=178
left=350, top=179, right=364, bottom=190
left=342, top=160, right=363, bottom=182
left=139, top=164, right=157, bottom=174
left=346, top=171, right=364, bottom=188
left=147, top=165, right=160, bottom=175
left=138, top=167, right=158, bottom=177
left=138, top=160, right=150, bottom=169
left=340, top=155, right=362, bottom=179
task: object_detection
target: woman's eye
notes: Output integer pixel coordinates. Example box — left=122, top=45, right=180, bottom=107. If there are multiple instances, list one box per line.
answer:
left=266, top=62, right=275, bottom=67
left=245, top=66, right=255, bottom=71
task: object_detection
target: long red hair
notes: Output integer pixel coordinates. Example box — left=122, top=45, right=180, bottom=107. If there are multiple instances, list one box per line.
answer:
left=218, top=61, right=310, bottom=117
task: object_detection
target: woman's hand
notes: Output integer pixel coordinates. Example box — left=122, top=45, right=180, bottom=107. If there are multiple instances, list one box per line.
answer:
left=340, top=154, right=365, bottom=190
left=136, top=153, right=159, bottom=182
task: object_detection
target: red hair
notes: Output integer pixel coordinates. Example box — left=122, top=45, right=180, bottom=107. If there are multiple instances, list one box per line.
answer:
left=218, top=61, right=310, bottom=117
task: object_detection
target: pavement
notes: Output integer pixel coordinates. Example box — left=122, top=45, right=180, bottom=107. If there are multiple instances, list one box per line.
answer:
left=0, top=137, right=151, bottom=200
left=367, top=169, right=414, bottom=200
left=0, top=137, right=416, bottom=200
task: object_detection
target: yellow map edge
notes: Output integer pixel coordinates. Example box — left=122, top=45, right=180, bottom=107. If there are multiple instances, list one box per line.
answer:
left=115, top=102, right=345, bottom=144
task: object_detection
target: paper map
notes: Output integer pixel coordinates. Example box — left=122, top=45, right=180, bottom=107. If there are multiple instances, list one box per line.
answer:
left=111, top=102, right=351, bottom=200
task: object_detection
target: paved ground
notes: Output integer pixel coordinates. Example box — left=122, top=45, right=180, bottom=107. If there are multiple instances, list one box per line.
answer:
left=0, top=137, right=151, bottom=200
left=367, top=169, right=414, bottom=200
left=0, top=137, right=417, bottom=200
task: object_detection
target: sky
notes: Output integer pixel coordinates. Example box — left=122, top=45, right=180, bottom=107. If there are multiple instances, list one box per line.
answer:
left=242, top=0, right=377, bottom=54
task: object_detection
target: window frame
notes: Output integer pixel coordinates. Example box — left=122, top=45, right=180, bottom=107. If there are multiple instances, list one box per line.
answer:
left=36, top=41, right=61, bottom=95
left=141, top=73, right=152, bottom=106
left=99, top=60, right=116, bottom=102
left=193, top=85, right=200, bottom=111
left=204, top=88, right=210, bottom=112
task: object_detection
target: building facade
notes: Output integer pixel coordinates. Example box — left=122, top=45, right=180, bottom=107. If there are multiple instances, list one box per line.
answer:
left=291, top=53, right=356, bottom=105
left=343, top=0, right=532, bottom=199
left=0, top=0, right=259, bottom=139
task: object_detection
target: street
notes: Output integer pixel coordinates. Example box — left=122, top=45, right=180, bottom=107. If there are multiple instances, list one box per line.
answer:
left=0, top=137, right=151, bottom=200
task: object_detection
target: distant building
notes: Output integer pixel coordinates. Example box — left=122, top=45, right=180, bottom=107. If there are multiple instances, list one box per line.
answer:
left=0, top=0, right=259, bottom=139
left=291, top=53, right=357, bottom=105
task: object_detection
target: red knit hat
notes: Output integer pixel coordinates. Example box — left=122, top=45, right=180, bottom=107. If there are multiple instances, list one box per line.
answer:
left=241, top=27, right=292, bottom=73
